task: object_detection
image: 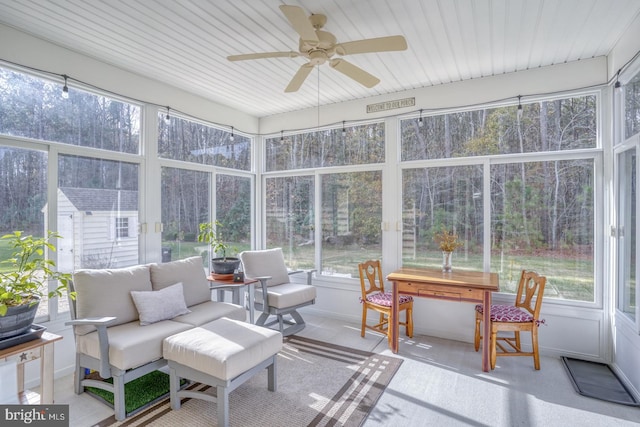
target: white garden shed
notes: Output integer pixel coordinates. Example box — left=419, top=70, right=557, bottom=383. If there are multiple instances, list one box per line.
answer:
left=45, top=187, right=139, bottom=271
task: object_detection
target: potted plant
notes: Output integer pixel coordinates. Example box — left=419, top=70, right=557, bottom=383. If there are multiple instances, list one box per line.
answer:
left=197, top=221, right=240, bottom=275
left=0, top=230, right=74, bottom=339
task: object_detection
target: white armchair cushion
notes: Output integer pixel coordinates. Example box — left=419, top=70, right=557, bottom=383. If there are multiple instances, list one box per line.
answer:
left=240, top=248, right=290, bottom=286
left=131, top=282, right=191, bottom=325
left=150, top=256, right=211, bottom=307
left=73, top=264, right=153, bottom=335
left=256, top=283, right=317, bottom=309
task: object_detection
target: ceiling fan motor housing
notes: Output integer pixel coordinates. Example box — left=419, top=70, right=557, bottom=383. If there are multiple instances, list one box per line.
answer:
left=299, top=30, right=337, bottom=64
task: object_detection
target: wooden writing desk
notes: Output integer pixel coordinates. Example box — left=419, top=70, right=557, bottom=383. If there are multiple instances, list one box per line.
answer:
left=387, top=267, right=499, bottom=372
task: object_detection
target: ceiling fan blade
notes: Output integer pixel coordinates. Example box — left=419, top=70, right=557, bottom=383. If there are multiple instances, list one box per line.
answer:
left=227, top=51, right=299, bottom=61
left=335, top=35, right=407, bottom=56
left=285, top=63, right=315, bottom=92
left=329, top=59, right=380, bottom=88
left=279, top=5, right=319, bottom=44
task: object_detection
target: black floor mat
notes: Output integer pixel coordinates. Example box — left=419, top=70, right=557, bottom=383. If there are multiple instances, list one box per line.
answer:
left=562, top=356, right=639, bottom=406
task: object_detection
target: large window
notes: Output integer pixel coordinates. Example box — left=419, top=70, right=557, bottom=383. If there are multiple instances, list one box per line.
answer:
left=490, top=160, right=594, bottom=299
left=624, top=72, right=640, bottom=139
left=161, top=167, right=209, bottom=263
left=617, top=149, right=637, bottom=320
left=158, top=113, right=250, bottom=170
left=402, top=97, right=596, bottom=161
left=321, top=171, right=382, bottom=277
left=265, top=171, right=383, bottom=277
left=57, top=155, right=139, bottom=271
left=402, top=165, right=483, bottom=271
left=265, top=122, right=384, bottom=171
left=216, top=174, right=252, bottom=255
left=617, top=65, right=640, bottom=323
left=401, top=94, right=598, bottom=302
left=264, top=121, right=384, bottom=277
left=0, top=67, right=140, bottom=153
left=265, top=175, right=315, bottom=270
left=0, top=147, right=49, bottom=318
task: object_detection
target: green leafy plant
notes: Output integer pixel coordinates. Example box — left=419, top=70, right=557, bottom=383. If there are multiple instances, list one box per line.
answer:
left=197, top=221, right=235, bottom=260
left=0, top=231, right=74, bottom=316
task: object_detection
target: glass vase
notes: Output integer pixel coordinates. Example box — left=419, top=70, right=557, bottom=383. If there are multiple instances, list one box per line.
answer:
left=442, top=251, right=453, bottom=273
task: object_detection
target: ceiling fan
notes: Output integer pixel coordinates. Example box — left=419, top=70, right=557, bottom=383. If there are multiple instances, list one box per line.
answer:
left=227, top=5, right=408, bottom=92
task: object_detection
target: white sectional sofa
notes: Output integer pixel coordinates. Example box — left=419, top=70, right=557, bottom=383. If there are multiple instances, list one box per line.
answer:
left=67, top=256, right=247, bottom=421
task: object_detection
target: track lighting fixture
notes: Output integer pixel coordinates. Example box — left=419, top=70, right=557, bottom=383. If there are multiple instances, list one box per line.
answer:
left=281, top=130, right=284, bottom=142
left=418, top=109, right=423, bottom=127
left=164, top=107, right=171, bottom=125
left=230, top=126, right=234, bottom=142
left=342, top=121, right=346, bottom=137
left=61, top=74, right=69, bottom=99
left=517, top=95, right=523, bottom=120
left=614, top=69, right=622, bottom=90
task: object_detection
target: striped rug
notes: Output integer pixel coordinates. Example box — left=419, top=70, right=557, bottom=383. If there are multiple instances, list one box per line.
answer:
left=94, top=335, right=402, bottom=427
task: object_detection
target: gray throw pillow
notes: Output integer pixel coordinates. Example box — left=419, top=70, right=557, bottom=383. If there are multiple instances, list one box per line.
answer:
left=130, top=282, right=191, bottom=325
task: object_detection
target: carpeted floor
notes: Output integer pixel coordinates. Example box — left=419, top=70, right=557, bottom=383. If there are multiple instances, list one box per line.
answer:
left=94, top=335, right=402, bottom=427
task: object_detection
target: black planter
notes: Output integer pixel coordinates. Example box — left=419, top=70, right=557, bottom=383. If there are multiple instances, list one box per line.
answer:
left=211, top=257, right=241, bottom=275
left=0, top=297, right=40, bottom=340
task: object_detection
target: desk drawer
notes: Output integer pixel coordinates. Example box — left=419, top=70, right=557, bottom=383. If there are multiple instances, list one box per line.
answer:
left=398, top=282, right=484, bottom=302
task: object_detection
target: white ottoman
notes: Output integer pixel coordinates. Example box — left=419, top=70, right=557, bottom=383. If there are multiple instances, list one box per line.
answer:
left=163, top=317, right=283, bottom=427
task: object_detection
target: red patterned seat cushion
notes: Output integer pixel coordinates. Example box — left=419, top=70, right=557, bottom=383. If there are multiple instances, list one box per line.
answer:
left=475, top=304, right=545, bottom=325
left=363, top=292, right=413, bottom=307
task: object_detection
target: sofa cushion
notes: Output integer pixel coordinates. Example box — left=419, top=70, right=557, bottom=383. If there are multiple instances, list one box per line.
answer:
left=171, top=300, right=246, bottom=327
left=239, top=248, right=290, bottom=286
left=131, top=282, right=191, bottom=326
left=73, top=264, right=152, bottom=335
left=149, top=256, right=210, bottom=307
left=76, top=320, right=191, bottom=371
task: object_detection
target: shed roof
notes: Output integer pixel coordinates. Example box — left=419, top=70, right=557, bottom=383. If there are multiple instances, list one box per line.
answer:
left=59, top=187, right=138, bottom=212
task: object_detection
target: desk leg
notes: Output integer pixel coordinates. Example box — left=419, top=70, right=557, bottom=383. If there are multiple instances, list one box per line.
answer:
left=390, top=281, right=399, bottom=353
left=482, top=290, right=491, bottom=372
left=41, top=342, right=55, bottom=403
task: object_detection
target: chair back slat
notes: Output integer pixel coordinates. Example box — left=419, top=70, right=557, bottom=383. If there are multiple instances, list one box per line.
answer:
left=515, top=270, right=546, bottom=317
left=358, top=260, right=385, bottom=297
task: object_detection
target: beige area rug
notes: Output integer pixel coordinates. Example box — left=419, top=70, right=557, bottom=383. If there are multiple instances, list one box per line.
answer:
left=94, top=335, right=402, bottom=427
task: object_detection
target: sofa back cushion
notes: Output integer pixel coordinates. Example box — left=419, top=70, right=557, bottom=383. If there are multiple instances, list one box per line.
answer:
left=149, top=256, right=210, bottom=307
left=73, top=264, right=152, bottom=335
left=240, top=248, right=290, bottom=287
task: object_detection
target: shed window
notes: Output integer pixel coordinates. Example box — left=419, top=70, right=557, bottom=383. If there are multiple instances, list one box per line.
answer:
left=116, top=217, right=129, bottom=238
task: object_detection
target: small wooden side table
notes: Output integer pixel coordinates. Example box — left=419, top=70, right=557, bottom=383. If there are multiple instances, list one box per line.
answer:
left=0, top=331, right=62, bottom=404
left=208, top=275, right=258, bottom=324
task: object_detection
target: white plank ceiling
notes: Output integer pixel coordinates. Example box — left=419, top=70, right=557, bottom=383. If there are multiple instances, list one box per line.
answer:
left=1, top=0, right=639, bottom=118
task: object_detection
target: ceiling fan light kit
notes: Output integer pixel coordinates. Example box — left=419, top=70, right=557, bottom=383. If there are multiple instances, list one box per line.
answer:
left=227, top=4, right=408, bottom=92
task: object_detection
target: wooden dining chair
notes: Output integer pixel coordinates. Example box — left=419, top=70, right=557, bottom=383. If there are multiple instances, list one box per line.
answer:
left=358, top=260, right=413, bottom=340
left=474, top=270, right=546, bottom=369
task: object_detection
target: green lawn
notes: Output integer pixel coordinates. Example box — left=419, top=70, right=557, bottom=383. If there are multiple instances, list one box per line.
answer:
left=0, top=238, right=19, bottom=273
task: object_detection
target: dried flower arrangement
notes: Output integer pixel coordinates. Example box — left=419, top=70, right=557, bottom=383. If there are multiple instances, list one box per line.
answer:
left=434, top=228, right=464, bottom=252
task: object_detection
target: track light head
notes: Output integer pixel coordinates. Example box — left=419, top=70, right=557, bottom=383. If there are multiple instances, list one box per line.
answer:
left=230, top=126, right=235, bottom=142
left=418, top=109, right=424, bottom=127
left=164, top=107, right=171, bottom=125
